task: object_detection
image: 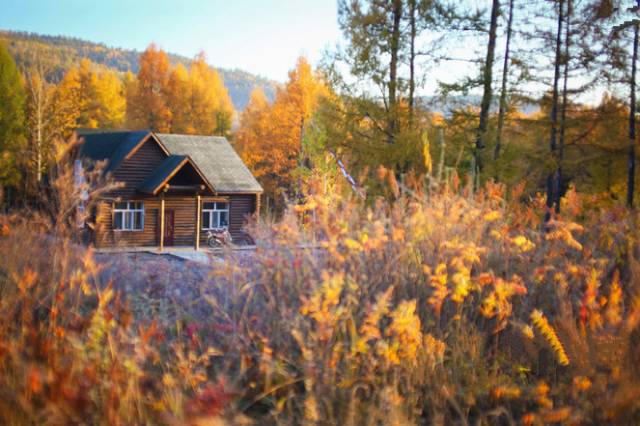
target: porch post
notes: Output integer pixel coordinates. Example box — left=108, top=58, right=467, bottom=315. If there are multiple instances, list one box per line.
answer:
left=195, top=194, right=201, bottom=250
left=159, top=192, right=165, bottom=251
left=256, top=193, right=261, bottom=216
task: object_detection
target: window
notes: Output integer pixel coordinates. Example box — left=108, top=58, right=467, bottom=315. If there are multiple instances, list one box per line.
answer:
left=113, top=201, right=144, bottom=231
left=202, top=201, right=229, bottom=230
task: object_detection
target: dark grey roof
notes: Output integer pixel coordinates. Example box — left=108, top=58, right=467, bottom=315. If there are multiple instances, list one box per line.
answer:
left=77, top=130, right=150, bottom=172
left=137, top=155, right=188, bottom=194
left=76, top=130, right=262, bottom=194
left=155, top=133, right=263, bottom=193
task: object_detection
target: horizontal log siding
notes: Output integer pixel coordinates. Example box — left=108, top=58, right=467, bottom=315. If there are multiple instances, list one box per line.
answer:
left=111, top=139, right=166, bottom=198
left=229, top=194, right=256, bottom=237
left=198, top=194, right=257, bottom=245
left=95, top=196, right=198, bottom=248
left=95, top=198, right=160, bottom=247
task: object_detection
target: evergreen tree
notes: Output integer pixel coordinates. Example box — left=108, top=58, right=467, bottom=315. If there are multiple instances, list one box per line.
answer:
left=0, top=42, right=27, bottom=201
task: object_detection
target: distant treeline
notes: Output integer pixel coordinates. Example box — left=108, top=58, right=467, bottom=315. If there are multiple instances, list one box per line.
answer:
left=0, top=30, right=278, bottom=110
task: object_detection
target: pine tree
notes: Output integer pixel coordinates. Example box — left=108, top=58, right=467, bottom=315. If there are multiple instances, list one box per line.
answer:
left=0, top=42, right=27, bottom=200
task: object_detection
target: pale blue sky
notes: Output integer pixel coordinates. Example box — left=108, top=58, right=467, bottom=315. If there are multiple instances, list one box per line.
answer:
left=0, top=0, right=342, bottom=82
left=3, top=0, right=579, bottom=102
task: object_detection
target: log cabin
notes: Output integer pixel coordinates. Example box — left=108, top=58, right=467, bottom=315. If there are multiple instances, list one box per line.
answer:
left=76, top=130, right=263, bottom=249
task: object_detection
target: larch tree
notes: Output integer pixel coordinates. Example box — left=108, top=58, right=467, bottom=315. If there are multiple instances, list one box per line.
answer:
left=554, top=0, right=572, bottom=213
left=237, top=57, right=329, bottom=212
left=188, top=53, right=234, bottom=136
left=126, top=44, right=171, bottom=132
left=166, top=63, right=192, bottom=133
left=473, top=0, right=501, bottom=184
left=235, top=87, right=270, bottom=161
left=92, top=66, right=126, bottom=129
left=337, top=0, right=406, bottom=144
left=494, top=0, right=515, bottom=161
left=545, top=0, right=565, bottom=221
left=53, top=59, right=125, bottom=136
left=610, top=1, right=640, bottom=207
left=627, top=3, right=639, bottom=207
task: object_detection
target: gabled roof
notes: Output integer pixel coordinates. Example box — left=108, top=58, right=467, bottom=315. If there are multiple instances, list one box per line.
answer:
left=78, top=130, right=152, bottom=172
left=155, top=133, right=263, bottom=193
left=76, top=130, right=263, bottom=194
left=137, top=155, right=214, bottom=195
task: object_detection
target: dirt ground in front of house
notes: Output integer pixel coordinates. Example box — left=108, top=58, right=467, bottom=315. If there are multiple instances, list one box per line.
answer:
left=94, top=249, right=256, bottom=326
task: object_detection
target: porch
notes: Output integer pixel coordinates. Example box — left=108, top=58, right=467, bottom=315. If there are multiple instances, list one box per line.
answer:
left=95, top=244, right=257, bottom=264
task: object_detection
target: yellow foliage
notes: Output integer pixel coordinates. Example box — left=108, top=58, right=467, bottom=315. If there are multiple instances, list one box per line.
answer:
left=53, top=59, right=125, bottom=136
left=573, top=375, right=592, bottom=392
left=126, top=46, right=233, bottom=135
left=428, top=263, right=449, bottom=316
left=422, top=132, right=432, bottom=174
left=235, top=57, right=330, bottom=208
left=383, top=300, right=422, bottom=365
left=492, top=385, right=522, bottom=400
left=510, top=235, right=535, bottom=252
left=605, top=270, right=623, bottom=327
left=530, top=310, right=570, bottom=366
left=359, top=286, right=394, bottom=343
left=484, top=210, right=502, bottom=222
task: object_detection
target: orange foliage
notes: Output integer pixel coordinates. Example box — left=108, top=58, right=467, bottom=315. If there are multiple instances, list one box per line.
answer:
left=236, top=57, right=330, bottom=208
left=126, top=45, right=233, bottom=135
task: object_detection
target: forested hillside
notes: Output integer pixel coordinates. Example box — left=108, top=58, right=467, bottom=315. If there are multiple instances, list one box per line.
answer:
left=0, top=30, right=278, bottom=110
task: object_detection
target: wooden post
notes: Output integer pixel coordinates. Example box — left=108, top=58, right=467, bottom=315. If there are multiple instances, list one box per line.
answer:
left=195, top=194, right=201, bottom=250
left=159, top=192, right=165, bottom=251
left=255, top=193, right=261, bottom=216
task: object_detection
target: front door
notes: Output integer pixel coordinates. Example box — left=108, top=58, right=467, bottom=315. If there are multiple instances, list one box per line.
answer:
left=165, top=210, right=175, bottom=246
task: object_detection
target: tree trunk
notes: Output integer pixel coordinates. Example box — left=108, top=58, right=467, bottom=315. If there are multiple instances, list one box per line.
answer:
left=388, top=0, right=402, bottom=144
left=476, top=0, right=501, bottom=150
left=36, top=75, right=43, bottom=184
left=555, top=0, right=571, bottom=213
left=494, top=0, right=514, bottom=161
left=473, top=0, right=500, bottom=186
left=408, top=0, right=416, bottom=126
left=627, top=18, right=639, bottom=207
left=545, top=0, right=564, bottom=222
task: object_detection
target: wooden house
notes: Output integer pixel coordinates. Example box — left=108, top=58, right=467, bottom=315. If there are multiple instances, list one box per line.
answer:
left=77, top=130, right=263, bottom=249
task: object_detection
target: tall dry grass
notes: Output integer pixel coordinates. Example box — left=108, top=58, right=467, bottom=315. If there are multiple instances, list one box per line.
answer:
left=1, top=150, right=640, bottom=424
left=197, top=180, right=640, bottom=425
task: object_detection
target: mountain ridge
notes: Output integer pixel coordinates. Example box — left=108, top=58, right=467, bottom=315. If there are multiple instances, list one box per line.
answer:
left=0, top=30, right=279, bottom=111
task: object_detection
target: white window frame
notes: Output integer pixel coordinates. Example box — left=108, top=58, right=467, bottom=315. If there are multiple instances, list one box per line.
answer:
left=202, top=201, right=230, bottom=230
left=113, top=201, right=145, bottom=231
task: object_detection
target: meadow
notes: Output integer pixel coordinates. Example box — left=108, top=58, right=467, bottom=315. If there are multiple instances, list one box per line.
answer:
left=1, top=175, right=639, bottom=425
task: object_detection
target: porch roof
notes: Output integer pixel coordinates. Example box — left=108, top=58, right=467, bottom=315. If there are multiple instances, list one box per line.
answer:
left=137, top=155, right=214, bottom=195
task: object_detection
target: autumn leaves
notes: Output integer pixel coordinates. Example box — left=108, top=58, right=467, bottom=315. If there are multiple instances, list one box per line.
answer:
left=235, top=57, right=329, bottom=211
left=126, top=45, right=234, bottom=136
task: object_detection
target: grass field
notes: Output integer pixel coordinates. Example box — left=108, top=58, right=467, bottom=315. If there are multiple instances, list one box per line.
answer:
left=1, top=183, right=639, bottom=425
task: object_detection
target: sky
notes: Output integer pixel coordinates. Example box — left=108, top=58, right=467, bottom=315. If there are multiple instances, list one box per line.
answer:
left=0, top=0, right=343, bottom=82
left=1, top=0, right=598, bottom=103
